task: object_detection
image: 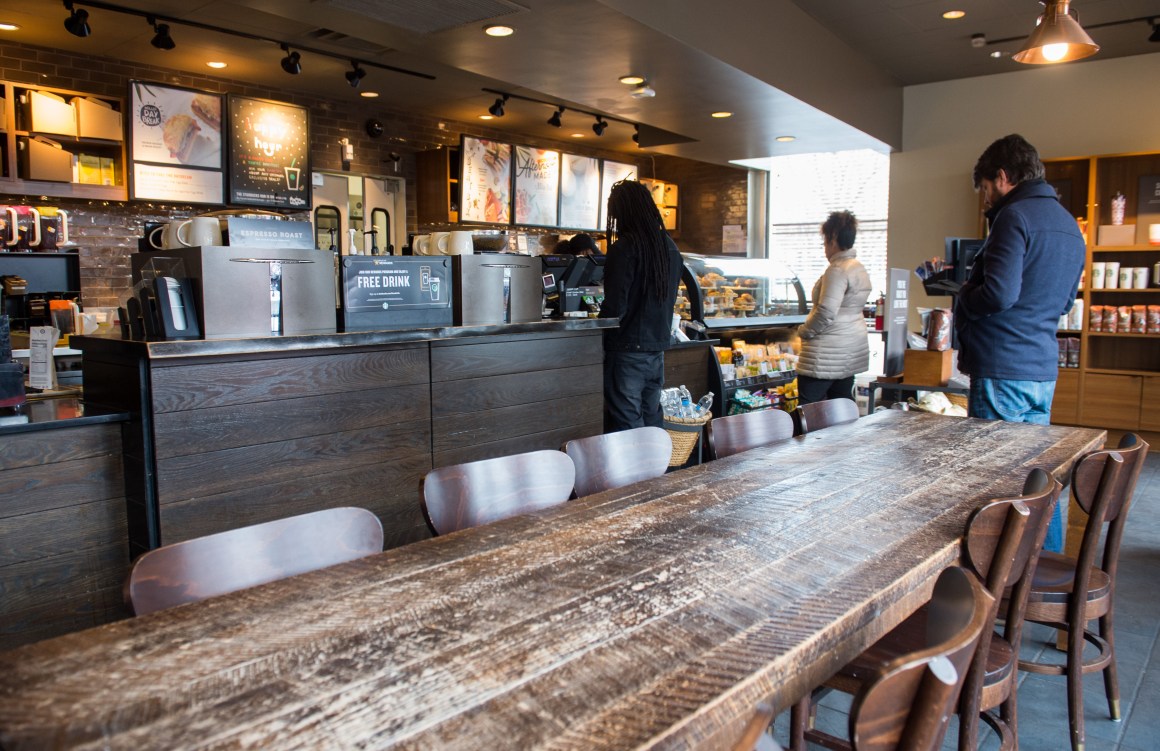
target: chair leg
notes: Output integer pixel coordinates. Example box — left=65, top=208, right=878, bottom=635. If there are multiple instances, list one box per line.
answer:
left=957, top=689, right=981, bottom=751
left=1100, top=612, right=1121, bottom=721
left=1066, top=620, right=1086, bottom=751
left=1000, top=691, right=1019, bottom=751
left=789, top=696, right=811, bottom=751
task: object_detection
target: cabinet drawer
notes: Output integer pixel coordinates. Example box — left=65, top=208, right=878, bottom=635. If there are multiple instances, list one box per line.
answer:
left=1140, top=377, right=1160, bottom=431
left=1080, top=373, right=1141, bottom=430
left=1051, top=369, right=1079, bottom=425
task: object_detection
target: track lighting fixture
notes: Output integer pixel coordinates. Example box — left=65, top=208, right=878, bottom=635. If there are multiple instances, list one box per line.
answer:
left=63, top=1, right=90, bottom=38
left=345, top=60, right=366, bottom=88
left=547, top=106, right=564, bottom=128
left=1013, top=0, right=1098, bottom=64
left=1151, top=19, right=1160, bottom=42
left=592, top=117, right=608, bottom=137
left=148, top=17, right=175, bottom=50
left=280, top=44, right=301, bottom=75
left=632, top=125, right=639, bottom=145
left=488, top=95, right=508, bottom=117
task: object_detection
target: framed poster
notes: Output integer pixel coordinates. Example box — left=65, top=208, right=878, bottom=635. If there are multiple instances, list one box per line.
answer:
left=513, top=144, right=560, bottom=227
left=599, top=160, right=638, bottom=229
left=227, top=95, right=311, bottom=209
left=127, top=81, right=224, bottom=204
left=460, top=136, right=512, bottom=224
left=558, top=153, right=601, bottom=231
left=1137, top=175, right=1160, bottom=245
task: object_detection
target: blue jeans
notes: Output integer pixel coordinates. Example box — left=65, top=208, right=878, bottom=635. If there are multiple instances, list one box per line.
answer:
left=969, top=377, right=1063, bottom=552
left=604, top=350, right=665, bottom=432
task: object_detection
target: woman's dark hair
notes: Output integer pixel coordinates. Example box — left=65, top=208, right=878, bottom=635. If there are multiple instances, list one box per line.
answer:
left=972, top=133, right=1045, bottom=189
left=606, top=179, right=670, bottom=299
left=822, top=210, right=858, bottom=251
left=568, top=233, right=600, bottom=255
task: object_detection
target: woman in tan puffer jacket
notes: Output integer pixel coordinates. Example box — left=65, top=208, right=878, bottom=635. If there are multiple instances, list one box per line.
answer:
left=795, top=211, right=872, bottom=405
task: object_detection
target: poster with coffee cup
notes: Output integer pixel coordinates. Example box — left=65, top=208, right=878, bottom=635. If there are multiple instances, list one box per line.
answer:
left=1137, top=175, right=1160, bottom=245
left=227, top=95, right=311, bottom=209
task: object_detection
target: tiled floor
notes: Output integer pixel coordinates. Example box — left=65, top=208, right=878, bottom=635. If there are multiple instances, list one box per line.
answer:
left=775, top=451, right=1160, bottom=751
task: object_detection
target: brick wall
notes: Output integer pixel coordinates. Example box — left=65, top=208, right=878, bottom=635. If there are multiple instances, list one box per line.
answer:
left=0, top=41, right=748, bottom=309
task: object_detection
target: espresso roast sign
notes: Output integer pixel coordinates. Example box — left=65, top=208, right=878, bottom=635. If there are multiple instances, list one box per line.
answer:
left=226, top=95, right=311, bottom=209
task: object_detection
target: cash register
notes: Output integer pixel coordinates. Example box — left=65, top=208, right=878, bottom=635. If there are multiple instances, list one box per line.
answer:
left=541, top=255, right=604, bottom=318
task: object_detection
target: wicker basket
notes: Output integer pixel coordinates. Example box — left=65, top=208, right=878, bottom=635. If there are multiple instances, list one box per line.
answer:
left=663, top=413, right=711, bottom=467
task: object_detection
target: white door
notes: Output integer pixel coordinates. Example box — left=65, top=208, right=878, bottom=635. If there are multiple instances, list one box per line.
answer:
left=364, top=176, right=405, bottom=255
left=312, top=172, right=351, bottom=254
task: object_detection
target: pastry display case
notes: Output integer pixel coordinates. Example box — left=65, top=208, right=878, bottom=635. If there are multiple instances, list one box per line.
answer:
left=677, top=253, right=807, bottom=332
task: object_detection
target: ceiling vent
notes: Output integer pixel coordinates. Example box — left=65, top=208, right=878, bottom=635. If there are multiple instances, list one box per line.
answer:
left=303, top=28, right=394, bottom=56
left=321, top=0, right=528, bottom=35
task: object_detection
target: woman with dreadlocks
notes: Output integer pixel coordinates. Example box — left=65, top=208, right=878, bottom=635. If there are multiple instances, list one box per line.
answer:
left=599, top=179, right=683, bottom=431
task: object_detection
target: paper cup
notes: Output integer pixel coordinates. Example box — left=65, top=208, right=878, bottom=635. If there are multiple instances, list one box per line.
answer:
left=1105, top=261, right=1120, bottom=289
left=1091, top=262, right=1106, bottom=289
left=1119, top=267, right=1132, bottom=290
left=1135, top=267, right=1150, bottom=289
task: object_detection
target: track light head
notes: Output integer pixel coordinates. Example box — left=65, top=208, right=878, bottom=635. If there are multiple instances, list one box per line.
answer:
left=592, top=117, right=608, bottom=137
left=488, top=95, right=508, bottom=117
left=280, top=44, right=301, bottom=75
left=63, top=1, right=90, bottom=38
left=632, top=125, right=640, bottom=145
left=346, top=61, right=366, bottom=88
left=1151, top=20, right=1160, bottom=42
left=149, top=18, right=175, bottom=50
left=547, top=106, right=564, bottom=128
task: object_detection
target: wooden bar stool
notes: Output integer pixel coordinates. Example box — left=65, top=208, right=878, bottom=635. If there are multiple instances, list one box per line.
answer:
left=563, top=426, right=671, bottom=497
left=1017, top=433, right=1148, bottom=751
left=125, top=506, right=384, bottom=616
left=794, top=398, right=859, bottom=435
left=706, top=408, right=795, bottom=460
left=421, top=450, right=576, bottom=535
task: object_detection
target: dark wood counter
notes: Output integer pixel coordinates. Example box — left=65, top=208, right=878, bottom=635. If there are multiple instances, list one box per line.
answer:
left=0, top=412, right=1104, bottom=750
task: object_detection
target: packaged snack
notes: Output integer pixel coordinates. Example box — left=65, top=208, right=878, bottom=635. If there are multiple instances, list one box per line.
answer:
left=1102, top=305, right=1117, bottom=333
left=926, top=307, right=953, bottom=351
left=1067, top=337, right=1081, bottom=368
left=1118, top=306, right=1132, bottom=333
left=1058, top=337, right=1068, bottom=367
left=1149, top=305, right=1160, bottom=334
left=1089, top=305, right=1103, bottom=333
left=1068, top=299, right=1084, bottom=331
left=1132, top=305, right=1147, bottom=334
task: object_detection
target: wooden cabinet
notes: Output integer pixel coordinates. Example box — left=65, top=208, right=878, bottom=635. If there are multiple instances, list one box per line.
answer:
left=0, top=81, right=127, bottom=201
left=1052, top=367, right=1080, bottom=424
left=416, top=147, right=459, bottom=226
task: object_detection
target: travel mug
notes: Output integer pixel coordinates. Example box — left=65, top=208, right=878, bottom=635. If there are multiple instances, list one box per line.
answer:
left=1105, top=261, right=1120, bottom=289
left=1134, top=267, right=1150, bottom=289
left=1119, top=266, right=1132, bottom=290
left=1091, top=261, right=1106, bottom=289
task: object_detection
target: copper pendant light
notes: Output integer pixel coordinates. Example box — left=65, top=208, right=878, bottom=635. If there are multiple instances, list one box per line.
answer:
left=1013, top=0, right=1100, bottom=64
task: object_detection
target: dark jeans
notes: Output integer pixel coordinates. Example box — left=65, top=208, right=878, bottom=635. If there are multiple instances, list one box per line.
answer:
left=604, top=350, right=665, bottom=432
left=797, top=375, right=856, bottom=405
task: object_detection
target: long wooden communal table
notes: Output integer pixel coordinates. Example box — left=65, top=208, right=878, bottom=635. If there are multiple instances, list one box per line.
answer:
left=0, top=411, right=1104, bottom=751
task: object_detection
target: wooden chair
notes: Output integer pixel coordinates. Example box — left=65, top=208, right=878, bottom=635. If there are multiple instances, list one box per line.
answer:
left=730, top=702, right=783, bottom=751
left=562, top=427, right=671, bottom=497
left=790, top=469, right=1059, bottom=751
left=1018, top=433, right=1149, bottom=751
left=421, top=450, right=576, bottom=535
left=794, top=398, right=860, bottom=435
left=706, top=408, right=795, bottom=460
left=792, top=566, right=992, bottom=751
left=125, top=506, right=384, bottom=616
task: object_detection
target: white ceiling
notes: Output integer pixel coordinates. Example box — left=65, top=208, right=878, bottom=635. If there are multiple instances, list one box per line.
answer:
left=1, top=0, right=1158, bottom=166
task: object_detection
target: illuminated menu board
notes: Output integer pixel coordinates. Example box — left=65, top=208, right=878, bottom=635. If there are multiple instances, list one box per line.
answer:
left=559, top=154, right=600, bottom=231
left=227, top=95, right=311, bottom=209
left=599, top=161, right=638, bottom=229
left=513, top=145, right=560, bottom=227
left=128, top=81, right=224, bottom=205
left=460, top=136, right=512, bottom=224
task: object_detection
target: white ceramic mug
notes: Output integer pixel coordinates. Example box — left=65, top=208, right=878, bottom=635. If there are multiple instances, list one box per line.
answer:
left=413, top=234, right=430, bottom=255
left=177, top=217, right=223, bottom=247
left=148, top=222, right=184, bottom=250
left=447, top=231, right=474, bottom=255
left=1105, top=261, right=1120, bottom=289
left=1091, top=261, right=1106, bottom=289
left=429, top=231, right=450, bottom=256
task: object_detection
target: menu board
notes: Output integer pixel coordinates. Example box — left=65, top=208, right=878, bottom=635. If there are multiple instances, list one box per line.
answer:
left=513, top=145, right=560, bottom=227
left=599, top=160, right=638, bottom=229
left=460, top=136, right=512, bottom=224
left=227, top=95, right=311, bottom=209
left=559, top=154, right=601, bottom=230
left=128, top=81, right=224, bottom=204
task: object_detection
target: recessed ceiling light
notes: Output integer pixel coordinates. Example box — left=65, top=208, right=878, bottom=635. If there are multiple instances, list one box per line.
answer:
left=711, top=111, right=732, bottom=118
left=776, top=135, right=796, bottom=143
left=618, top=74, right=645, bottom=85
left=360, top=91, right=379, bottom=98
left=0, top=22, right=21, bottom=31
left=479, top=114, right=494, bottom=120
left=570, top=133, right=585, bottom=138
left=942, top=10, right=966, bottom=20
left=206, top=61, right=227, bottom=69
left=484, top=25, right=514, bottom=37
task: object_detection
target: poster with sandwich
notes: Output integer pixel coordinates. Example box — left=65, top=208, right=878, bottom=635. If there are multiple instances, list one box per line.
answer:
left=226, top=95, right=311, bottom=209
left=128, top=81, right=224, bottom=204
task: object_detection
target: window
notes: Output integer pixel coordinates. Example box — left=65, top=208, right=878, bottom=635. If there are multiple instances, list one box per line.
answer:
left=766, top=149, right=889, bottom=297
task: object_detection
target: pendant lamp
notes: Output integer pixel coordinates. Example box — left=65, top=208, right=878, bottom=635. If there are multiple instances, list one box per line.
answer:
left=1013, top=0, right=1099, bottom=64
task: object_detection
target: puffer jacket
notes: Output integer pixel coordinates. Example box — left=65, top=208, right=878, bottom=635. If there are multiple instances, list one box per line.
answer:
left=796, top=250, right=872, bottom=379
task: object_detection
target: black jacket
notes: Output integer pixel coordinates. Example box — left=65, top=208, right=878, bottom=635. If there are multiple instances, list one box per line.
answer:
left=600, top=234, right=683, bottom=352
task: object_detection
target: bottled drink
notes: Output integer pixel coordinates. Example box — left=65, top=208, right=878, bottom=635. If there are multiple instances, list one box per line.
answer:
left=695, top=392, right=714, bottom=416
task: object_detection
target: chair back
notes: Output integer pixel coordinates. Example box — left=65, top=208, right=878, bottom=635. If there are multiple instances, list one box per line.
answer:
left=563, top=427, right=671, bottom=497
left=421, top=450, right=576, bottom=535
left=706, top=409, right=795, bottom=460
left=1069, top=432, right=1148, bottom=584
left=126, top=506, right=384, bottom=616
left=964, top=468, right=1060, bottom=595
left=795, top=398, right=860, bottom=435
left=850, top=566, right=993, bottom=751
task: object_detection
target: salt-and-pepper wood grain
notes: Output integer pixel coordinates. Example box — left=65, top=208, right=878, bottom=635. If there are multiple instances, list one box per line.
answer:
left=0, top=412, right=1104, bottom=751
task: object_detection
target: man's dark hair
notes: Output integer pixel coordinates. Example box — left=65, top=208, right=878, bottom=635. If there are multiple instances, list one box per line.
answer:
left=972, top=134, right=1045, bottom=189
left=822, top=210, right=858, bottom=251
left=606, top=179, right=670, bottom=299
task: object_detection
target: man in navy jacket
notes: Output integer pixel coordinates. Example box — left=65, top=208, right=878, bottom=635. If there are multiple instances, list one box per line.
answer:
left=955, top=134, right=1085, bottom=550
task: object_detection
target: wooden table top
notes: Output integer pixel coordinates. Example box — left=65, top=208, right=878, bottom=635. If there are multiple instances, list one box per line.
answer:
left=0, top=411, right=1105, bottom=751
